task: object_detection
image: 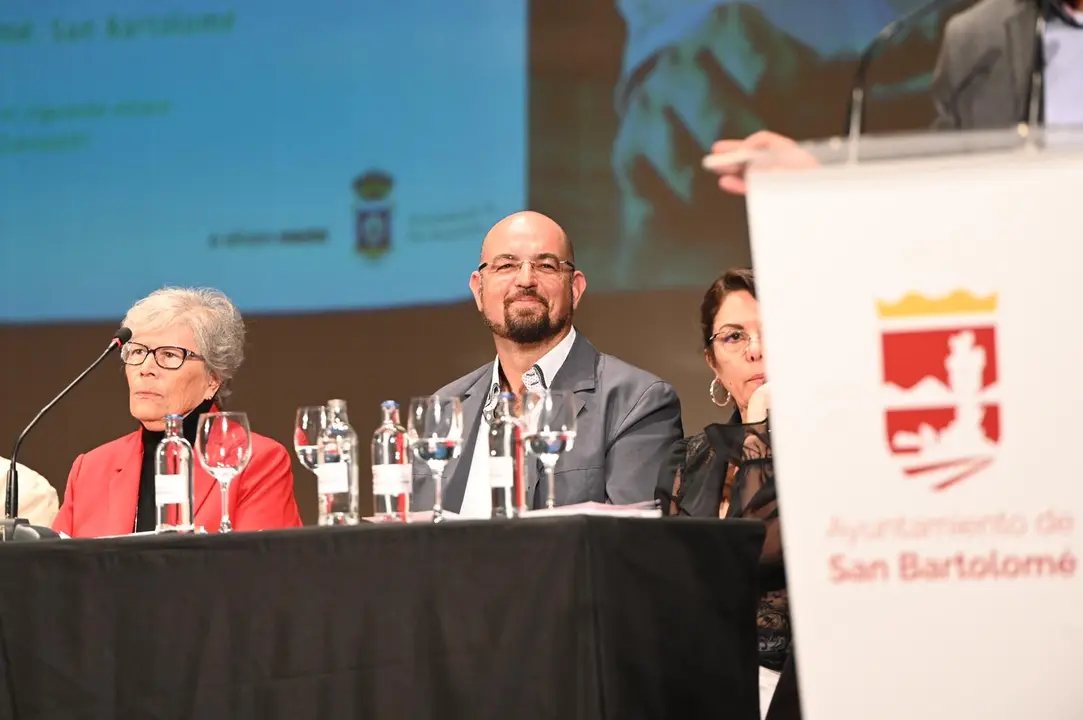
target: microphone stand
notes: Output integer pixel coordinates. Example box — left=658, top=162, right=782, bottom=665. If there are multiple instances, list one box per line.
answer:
left=844, top=14, right=910, bottom=164
left=3, top=333, right=128, bottom=542
left=1023, top=8, right=1048, bottom=150
left=845, top=86, right=866, bottom=164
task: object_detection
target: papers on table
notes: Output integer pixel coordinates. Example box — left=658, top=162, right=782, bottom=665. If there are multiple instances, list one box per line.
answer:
left=520, top=500, right=661, bottom=518
left=362, top=510, right=464, bottom=524
left=363, top=501, right=662, bottom=523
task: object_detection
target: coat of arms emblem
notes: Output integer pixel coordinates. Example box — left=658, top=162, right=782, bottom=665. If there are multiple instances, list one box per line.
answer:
left=352, top=170, right=394, bottom=258
left=878, top=290, right=1000, bottom=491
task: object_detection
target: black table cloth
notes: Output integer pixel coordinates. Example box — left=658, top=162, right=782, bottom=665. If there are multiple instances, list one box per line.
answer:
left=0, top=516, right=764, bottom=720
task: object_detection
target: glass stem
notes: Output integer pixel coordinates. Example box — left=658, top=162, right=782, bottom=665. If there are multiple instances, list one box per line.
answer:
left=432, top=468, right=444, bottom=523
left=545, top=465, right=556, bottom=509
left=219, top=481, right=232, bottom=532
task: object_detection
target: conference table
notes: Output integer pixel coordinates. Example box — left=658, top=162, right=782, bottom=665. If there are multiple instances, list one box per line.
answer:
left=0, top=516, right=765, bottom=720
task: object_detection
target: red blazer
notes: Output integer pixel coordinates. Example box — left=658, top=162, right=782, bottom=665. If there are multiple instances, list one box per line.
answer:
left=53, top=429, right=303, bottom=538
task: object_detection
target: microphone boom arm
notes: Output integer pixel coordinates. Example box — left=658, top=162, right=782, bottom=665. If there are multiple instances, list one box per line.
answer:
left=844, top=0, right=968, bottom=155
left=5, top=328, right=131, bottom=521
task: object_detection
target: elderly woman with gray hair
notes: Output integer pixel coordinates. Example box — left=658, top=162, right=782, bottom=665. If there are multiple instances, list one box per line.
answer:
left=52, top=287, right=302, bottom=537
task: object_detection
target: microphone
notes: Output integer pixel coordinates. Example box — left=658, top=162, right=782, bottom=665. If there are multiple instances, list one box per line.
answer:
left=1026, top=12, right=1047, bottom=129
left=2, top=326, right=133, bottom=542
left=845, top=0, right=970, bottom=144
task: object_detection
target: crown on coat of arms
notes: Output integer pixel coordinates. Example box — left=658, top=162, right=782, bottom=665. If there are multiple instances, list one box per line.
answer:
left=876, top=290, right=998, bottom=318
left=352, top=171, right=393, bottom=201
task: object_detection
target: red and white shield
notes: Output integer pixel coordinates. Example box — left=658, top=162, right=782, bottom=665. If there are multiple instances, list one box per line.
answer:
left=880, top=300, right=1000, bottom=491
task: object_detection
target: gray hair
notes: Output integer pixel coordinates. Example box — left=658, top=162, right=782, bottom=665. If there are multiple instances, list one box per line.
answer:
left=122, top=287, right=245, bottom=402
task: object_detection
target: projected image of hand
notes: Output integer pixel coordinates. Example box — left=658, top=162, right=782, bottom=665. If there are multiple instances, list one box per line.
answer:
left=606, top=0, right=945, bottom=291
left=610, top=4, right=789, bottom=289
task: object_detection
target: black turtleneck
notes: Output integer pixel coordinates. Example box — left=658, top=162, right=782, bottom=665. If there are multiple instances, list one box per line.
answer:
left=136, top=398, right=215, bottom=532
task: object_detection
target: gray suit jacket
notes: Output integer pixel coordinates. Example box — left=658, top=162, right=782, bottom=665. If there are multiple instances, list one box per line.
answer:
left=412, top=332, right=683, bottom=513
left=932, top=0, right=1039, bottom=130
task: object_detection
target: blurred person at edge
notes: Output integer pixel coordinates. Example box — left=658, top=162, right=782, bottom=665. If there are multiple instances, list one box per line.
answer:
left=0, top=457, right=58, bottom=527
left=53, top=287, right=302, bottom=538
left=610, top=0, right=938, bottom=286
left=711, top=0, right=1083, bottom=195
left=655, top=268, right=790, bottom=719
left=412, top=210, right=684, bottom=517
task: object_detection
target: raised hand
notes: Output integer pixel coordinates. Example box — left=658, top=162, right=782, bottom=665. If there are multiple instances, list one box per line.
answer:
left=704, top=131, right=816, bottom=195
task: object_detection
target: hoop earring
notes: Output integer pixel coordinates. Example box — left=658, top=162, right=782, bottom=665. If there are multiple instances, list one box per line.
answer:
left=709, top=378, right=731, bottom=408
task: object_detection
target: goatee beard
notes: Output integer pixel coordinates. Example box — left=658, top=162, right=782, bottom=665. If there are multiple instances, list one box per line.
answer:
left=484, top=294, right=570, bottom=345
left=498, top=312, right=569, bottom=344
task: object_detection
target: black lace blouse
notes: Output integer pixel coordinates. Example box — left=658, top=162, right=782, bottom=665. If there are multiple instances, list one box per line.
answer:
left=655, top=410, right=789, bottom=672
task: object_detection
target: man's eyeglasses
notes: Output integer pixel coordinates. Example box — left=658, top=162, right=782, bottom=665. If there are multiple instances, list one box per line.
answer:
left=478, top=255, right=575, bottom=277
left=121, top=342, right=205, bottom=370
left=709, top=329, right=762, bottom=356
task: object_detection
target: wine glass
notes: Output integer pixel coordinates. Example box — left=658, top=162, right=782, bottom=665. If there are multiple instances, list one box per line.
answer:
left=293, top=405, right=327, bottom=477
left=522, top=390, right=577, bottom=509
left=196, top=411, right=252, bottom=533
left=407, top=396, right=463, bottom=522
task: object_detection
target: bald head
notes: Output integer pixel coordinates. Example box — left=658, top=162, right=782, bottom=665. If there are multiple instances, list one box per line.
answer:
left=470, top=210, right=586, bottom=347
left=480, top=211, right=574, bottom=264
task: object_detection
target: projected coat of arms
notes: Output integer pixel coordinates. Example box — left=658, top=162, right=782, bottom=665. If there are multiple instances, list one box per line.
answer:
left=878, top=290, right=1001, bottom=491
left=352, top=170, right=394, bottom=258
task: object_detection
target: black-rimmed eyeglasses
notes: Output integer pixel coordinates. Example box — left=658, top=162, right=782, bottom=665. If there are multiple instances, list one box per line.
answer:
left=120, top=342, right=205, bottom=370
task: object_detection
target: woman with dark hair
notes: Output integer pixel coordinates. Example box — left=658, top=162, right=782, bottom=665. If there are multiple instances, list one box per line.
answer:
left=657, top=267, right=793, bottom=719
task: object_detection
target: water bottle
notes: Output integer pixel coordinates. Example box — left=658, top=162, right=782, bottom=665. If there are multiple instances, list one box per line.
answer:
left=488, top=392, right=524, bottom=518
left=317, top=399, right=360, bottom=525
left=155, top=414, right=194, bottom=533
left=371, top=400, right=411, bottom=522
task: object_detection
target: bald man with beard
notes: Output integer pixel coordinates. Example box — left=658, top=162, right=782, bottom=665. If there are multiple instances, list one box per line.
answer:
left=412, top=211, right=684, bottom=518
